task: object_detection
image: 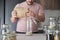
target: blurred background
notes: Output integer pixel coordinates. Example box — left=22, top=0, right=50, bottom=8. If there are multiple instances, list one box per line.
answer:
left=0, top=0, right=60, bottom=31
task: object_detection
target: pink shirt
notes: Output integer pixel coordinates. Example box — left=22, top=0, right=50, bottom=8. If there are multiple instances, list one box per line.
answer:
left=13, top=1, right=44, bottom=32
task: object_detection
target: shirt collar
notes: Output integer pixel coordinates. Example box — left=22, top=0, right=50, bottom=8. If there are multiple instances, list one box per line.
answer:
left=25, top=1, right=35, bottom=6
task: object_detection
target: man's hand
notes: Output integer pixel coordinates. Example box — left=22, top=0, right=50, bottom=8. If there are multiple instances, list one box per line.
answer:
left=26, top=10, right=35, bottom=17
left=12, top=10, right=17, bottom=18
left=11, top=10, right=17, bottom=23
left=10, top=17, right=17, bottom=23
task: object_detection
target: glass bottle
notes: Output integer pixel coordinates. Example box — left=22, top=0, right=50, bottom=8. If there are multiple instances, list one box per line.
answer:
left=1, top=24, right=10, bottom=34
left=58, top=16, right=60, bottom=31
left=1, top=24, right=10, bottom=40
left=48, top=17, right=57, bottom=30
left=43, top=25, right=48, bottom=33
left=46, top=30, right=54, bottom=40
left=54, top=30, right=60, bottom=40
left=26, top=17, right=32, bottom=36
left=10, top=31, right=16, bottom=40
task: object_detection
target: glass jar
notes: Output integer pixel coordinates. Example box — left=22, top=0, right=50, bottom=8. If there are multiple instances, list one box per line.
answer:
left=58, top=16, right=60, bottom=31
left=46, top=30, right=54, bottom=40
left=0, top=24, right=10, bottom=40
left=48, top=17, right=57, bottom=30
left=1, top=24, right=16, bottom=40
left=1, top=24, right=10, bottom=35
left=9, top=31, right=16, bottom=40
left=26, top=17, right=32, bottom=36
left=43, top=25, right=48, bottom=34
left=54, top=30, right=60, bottom=40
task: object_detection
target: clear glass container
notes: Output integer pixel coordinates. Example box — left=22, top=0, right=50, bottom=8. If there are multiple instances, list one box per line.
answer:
left=54, top=30, right=60, bottom=40
left=9, top=31, right=16, bottom=40
left=0, top=24, right=16, bottom=40
left=58, top=16, right=60, bottom=23
left=43, top=25, right=48, bottom=34
left=1, top=24, right=10, bottom=40
left=58, top=16, right=60, bottom=31
left=48, top=16, right=57, bottom=30
left=26, top=17, right=32, bottom=36
left=46, top=30, right=54, bottom=40
left=43, top=25, right=48, bottom=31
left=1, top=31, right=16, bottom=40
left=1, top=24, right=10, bottom=35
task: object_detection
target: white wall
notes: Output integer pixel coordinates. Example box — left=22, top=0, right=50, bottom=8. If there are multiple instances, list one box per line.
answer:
left=42, top=10, right=60, bottom=26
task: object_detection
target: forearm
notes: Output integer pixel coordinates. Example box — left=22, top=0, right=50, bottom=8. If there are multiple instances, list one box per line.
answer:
left=38, top=13, right=45, bottom=22
left=10, top=17, right=17, bottom=23
left=38, top=16, right=45, bottom=22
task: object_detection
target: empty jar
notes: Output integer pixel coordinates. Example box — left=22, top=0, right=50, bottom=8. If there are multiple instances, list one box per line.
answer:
left=1, top=24, right=10, bottom=35
left=26, top=17, right=32, bottom=36
left=48, top=17, right=57, bottom=30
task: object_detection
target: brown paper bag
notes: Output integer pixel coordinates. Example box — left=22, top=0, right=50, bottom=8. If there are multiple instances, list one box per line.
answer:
left=15, top=7, right=28, bottom=18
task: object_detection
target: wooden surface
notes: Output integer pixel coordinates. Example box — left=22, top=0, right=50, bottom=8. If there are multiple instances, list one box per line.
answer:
left=36, top=0, right=60, bottom=10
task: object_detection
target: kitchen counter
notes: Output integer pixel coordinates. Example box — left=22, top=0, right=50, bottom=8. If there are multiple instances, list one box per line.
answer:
left=16, top=34, right=46, bottom=40
left=0, top=33, right=46, bottom=40
left=0, top=30, right=46, bottom=40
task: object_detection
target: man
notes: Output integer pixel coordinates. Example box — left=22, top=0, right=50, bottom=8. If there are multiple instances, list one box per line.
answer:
left=10, top=0, right=45, bottom=32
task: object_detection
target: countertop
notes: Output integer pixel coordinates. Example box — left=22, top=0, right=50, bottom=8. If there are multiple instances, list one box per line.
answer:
left=0, top=30, right=46, bottom=40
left=16, top=34, right=46, bottom=40
left=0, top=33, right=46, bottom=40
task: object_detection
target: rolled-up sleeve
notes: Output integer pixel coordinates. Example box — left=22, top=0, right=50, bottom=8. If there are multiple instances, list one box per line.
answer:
left=38, top=5, right=44, bottom=14
left=38, top=5, right=45, bottom=22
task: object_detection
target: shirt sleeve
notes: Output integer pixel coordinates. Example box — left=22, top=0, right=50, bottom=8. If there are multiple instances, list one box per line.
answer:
left=37, top=5, right=45, bottom=22
left=11, top=4, right=20, bottom=17
left=14, top=4, right=20, bottom=10
left=38, top=5, right=44, bottom=14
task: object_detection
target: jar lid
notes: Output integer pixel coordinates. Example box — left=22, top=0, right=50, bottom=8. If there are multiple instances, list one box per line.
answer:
left=55, top=30, right=59, bottom=34
left=49, top=16, right=56, bottom=20
left=1, top=24, right=9, bottom=28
